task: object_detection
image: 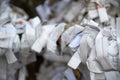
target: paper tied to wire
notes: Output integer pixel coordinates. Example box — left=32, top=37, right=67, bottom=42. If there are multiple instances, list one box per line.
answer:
left=31, top=24, right=56, bottom=53
left=47, top=23, right=66, bottom=53
left=61, top=24, right=84, bottom=52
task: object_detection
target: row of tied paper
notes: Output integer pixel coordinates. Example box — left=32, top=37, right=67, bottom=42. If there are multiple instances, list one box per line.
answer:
left=0, top=0, right=120, bottom=80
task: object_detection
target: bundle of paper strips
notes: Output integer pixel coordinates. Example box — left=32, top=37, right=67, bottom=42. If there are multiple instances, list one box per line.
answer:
left=0, top=0, right=120, bottom=80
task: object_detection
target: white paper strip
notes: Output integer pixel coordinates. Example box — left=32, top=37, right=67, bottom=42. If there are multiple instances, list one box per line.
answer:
left=5, top=49, right=17, bottom=64
left=116, top=17, right=120, bottom=69
left=97, top=5, right=108, bottom=23
left=68, top=32, right=82, bottom=52
left=18, top=67, right=26, bottom=80
left=90, top=72, right=105, bottom=80
left=88, top=10, right=98, bottom=19
left=68, top=52, right=81, bottom=69
left=29, top=16, right=41, bottom=28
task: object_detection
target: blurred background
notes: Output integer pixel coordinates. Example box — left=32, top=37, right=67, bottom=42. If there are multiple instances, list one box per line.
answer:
left=0, top=0, right=120, bottom=80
